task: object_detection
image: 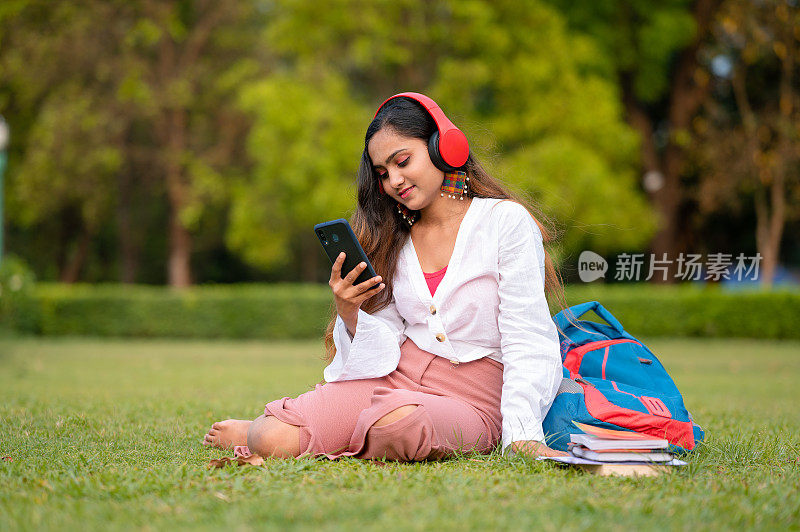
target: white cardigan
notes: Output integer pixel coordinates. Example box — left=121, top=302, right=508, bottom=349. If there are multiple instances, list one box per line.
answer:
left=324, top=197, right=562, bottom=451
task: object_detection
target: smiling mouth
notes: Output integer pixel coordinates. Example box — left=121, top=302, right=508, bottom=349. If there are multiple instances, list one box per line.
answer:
left=400, top=186, right=415, bottom=198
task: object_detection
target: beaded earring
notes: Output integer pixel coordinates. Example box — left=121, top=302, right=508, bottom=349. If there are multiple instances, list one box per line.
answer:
left=396, top=203, right=418, bottom=227
left=440, top=170, right=469, bottom=200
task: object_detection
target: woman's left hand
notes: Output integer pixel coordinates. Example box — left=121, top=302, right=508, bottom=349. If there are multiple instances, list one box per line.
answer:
left=512, top=440, right=568, bottom=457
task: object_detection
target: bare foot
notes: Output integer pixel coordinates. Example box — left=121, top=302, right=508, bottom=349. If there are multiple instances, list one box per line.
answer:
left=203, top=419, right=252, bottom=449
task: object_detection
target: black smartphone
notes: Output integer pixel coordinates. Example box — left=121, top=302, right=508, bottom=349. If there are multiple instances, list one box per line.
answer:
left=314, top=219, right=378, bottom=286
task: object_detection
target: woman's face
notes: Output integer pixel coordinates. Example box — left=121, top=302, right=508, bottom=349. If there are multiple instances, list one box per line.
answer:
left=368, top=127, right=444, bottom=211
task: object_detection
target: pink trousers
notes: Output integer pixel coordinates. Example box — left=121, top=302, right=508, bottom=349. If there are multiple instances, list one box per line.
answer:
left=234, top=338, right=504, bottom=461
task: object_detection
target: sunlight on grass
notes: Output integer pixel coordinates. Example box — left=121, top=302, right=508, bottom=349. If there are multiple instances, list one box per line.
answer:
left=1, top=337, right=798, bottom=530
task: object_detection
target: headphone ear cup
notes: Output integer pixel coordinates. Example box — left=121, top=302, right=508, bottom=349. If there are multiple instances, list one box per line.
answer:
left=427, top=131, right=454, bottom=172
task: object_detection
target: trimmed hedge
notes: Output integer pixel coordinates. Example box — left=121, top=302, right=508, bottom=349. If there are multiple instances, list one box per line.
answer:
left=15, top=283, right=333, bottom=340
left=2, top=282, right=799, bottom=340
left=561, top=285, right=800, bottom=340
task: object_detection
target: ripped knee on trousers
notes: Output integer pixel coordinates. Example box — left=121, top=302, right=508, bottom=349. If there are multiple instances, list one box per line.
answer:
left=372, top=405, right=419, bottom=428
left=363, top=405, right=441, bottom=461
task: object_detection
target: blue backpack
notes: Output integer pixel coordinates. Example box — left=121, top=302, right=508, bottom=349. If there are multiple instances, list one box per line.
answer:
left=542, top=301, right=705, bottom=453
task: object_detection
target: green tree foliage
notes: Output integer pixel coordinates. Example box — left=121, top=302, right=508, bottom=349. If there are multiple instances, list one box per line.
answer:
left=1, top=1, right=128, bottom=281
left=1, top=0, right=664, bottom=283
left=692, top=0, right=800, bottom=285
left=0, top=0, right=259, bottom=285
left=228, top=71, right=365, bottom=275
left=541, top=0, right=697, bottom=102
left=429, top=1, right=653, bottom=255
left=234, top=0, right=653, bottom=269
left=14, top=90, right=121, bottom=230
left=111, top=0, right=261, bottom=287
left=541, top=0, right=721, bottom=276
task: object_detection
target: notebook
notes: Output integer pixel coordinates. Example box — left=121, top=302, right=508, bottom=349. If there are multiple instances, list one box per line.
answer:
left=570, top=433, right=669, bottom=451
left=571, top=445, right=674, bottom=462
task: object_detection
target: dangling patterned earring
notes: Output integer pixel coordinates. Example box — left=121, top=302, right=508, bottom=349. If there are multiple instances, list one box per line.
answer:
left=396, top=203, right=418, bottom=227
left=441, top=170, right=469, bottom=200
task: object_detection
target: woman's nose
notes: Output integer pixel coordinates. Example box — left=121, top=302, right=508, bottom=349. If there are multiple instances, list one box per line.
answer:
left=386, top=169, right=405, bottom=190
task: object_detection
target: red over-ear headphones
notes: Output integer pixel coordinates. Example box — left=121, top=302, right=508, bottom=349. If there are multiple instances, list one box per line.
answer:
left=373, top=93, right=470, bottom=193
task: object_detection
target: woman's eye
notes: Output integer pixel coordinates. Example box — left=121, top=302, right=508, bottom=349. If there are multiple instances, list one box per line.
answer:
left=397, top=157, right=409, bottom=167
left=377, top=171, right=387, bottom=178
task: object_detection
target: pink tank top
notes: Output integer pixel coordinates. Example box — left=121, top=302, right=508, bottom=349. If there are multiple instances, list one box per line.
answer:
left=423, top=265, right=448, bottom=296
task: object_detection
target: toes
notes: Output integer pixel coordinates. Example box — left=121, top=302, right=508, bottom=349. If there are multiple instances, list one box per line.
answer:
left=212, top=422, right=223, bottom=429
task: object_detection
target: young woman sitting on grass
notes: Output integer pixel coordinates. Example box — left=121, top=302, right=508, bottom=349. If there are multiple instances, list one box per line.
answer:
left=203, top=93, right=568, bottom=460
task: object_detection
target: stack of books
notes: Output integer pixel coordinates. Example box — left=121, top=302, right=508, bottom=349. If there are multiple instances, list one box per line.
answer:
left=539, top=422, right=686, bottom=477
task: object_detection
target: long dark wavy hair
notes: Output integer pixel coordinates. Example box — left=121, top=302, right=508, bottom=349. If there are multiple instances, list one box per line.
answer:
left=323, top=96, right=566, bottom=363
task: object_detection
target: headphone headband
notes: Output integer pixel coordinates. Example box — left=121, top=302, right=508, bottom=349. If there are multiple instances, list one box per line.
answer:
left=374, top=92, right=469, bottom=171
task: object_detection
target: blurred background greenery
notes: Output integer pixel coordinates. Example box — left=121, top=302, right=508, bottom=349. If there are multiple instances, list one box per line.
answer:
left=0, top=0, right=797, bottom=291
left=1, top=9, right=799, bottom=529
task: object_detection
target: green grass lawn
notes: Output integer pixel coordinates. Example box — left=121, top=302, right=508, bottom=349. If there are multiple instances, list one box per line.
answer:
left=1, top=336, right=798, bottom=530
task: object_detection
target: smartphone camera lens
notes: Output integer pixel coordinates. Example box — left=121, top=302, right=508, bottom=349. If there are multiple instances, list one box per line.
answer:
left=332, top=233, right=339, bottom=243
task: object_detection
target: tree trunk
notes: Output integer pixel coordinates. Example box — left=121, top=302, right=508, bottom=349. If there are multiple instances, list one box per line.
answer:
left=165, top=108, right=192, bottom=288
left=155, top=21, right=194, bottom=289
left=151, top=2, right=232, bottom=288
left=623, top=0, right=720, bottom=282
left=753, top=174, right=785, bottom=287
left=650, top=142, right=684, bottom=277
left=300, top=233, right=322, bottom=282
left=621, top=73, right=685, bottom=282
left=168, top=201, right=193, bottom=288
left=758, top=20, right=795, bottom=287
left=754, top=112, right=789, bottom=288
left=621, top=74, right=659, bottom=173
left=117, top=167, right=139, bottom=283
left=60, top=226, right=92, bottom=283
left=731, top=20, right=794, bottom=288
left=621, top=73, right=675, bottom=281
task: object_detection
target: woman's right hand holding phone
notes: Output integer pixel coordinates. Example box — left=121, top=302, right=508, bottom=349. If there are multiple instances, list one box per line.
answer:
left=329, top=252, right=385, bottom=336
